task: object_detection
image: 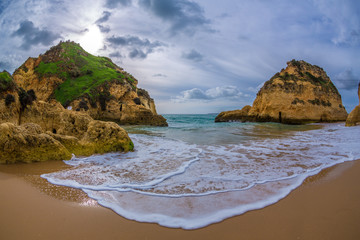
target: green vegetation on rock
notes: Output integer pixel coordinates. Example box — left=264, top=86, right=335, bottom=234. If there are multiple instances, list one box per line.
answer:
left=0, top=71, right=14, bottom=92
left=33, top=41, right=136, bottom=106
left=35, top=62, right=60, bottom=76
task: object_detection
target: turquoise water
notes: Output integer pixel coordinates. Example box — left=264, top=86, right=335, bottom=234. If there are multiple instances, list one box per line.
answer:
left=125, top=114, right=320, bottom=145
left=42, top=114, right=360, bottom=229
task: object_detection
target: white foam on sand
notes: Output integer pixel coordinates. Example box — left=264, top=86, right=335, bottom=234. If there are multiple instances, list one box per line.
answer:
left=42, top=123, right=360, bottom=229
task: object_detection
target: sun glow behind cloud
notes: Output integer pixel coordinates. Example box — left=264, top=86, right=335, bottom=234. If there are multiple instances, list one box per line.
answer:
left=79, top=25, right=103, bottom=54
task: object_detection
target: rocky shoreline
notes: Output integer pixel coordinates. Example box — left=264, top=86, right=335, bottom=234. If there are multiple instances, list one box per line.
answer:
left=0, top=75, right=133, bottom=163
left=0, top=41, right=170, bottom=163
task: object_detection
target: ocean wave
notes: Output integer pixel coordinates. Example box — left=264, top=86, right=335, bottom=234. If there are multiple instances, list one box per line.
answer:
left=42, top=122, right=360, bottom=229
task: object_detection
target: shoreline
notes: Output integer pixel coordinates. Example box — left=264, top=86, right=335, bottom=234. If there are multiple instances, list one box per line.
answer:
left=1, top=160, right=360, bottom=240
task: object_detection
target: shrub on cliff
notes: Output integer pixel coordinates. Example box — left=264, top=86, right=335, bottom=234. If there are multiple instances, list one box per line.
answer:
left=18, top=88, right=37, bottom=112
left=5, top=94, right=15, bottom=106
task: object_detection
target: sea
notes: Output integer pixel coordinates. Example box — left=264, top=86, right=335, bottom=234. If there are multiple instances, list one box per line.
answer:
left=42, top=114, right=360, bottom=229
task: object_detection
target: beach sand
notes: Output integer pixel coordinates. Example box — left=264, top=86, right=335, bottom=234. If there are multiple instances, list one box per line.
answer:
left=1, top=160, right=360, bottom=240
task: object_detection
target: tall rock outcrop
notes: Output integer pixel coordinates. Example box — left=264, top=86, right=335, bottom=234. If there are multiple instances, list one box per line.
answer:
left=345, top=83, right=360, bottom=127
left=13, top=41, right=167, bottom=126
left=216, top=60, right=348, bottom=124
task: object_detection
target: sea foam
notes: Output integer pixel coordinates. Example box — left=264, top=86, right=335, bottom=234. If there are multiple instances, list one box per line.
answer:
left=42, top=123, right=360, bottom=229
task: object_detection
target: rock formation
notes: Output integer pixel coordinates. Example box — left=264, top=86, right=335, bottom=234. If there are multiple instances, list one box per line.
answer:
left=0, top=71, right=19, bottom=125
left=216, top=60, right=348, bottom=124
left=0, top=122, right=72, bottom=164
left=215, top=105, right=251, bottom=122
left=0, top=76, right=134, bottom=163
left=13, top=41, right=167, bottom=126
left=345, top=83, right=360, bottom=127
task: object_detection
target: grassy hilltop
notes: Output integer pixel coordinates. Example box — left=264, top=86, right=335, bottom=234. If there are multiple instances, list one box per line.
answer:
left=20, top=41, right=137, bottom=106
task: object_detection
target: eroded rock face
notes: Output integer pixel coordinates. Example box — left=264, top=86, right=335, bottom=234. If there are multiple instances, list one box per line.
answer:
left=0, top=122, right=72, bottom=164
left=0, top=71, right=19, bottom=124
left=80, top=120, right=134, bottom=154
left=12, top=58, right=63, bottom=101
left=345, top=83, right=360, bottom=127
left=216, top=60, right=348, bottom=124
left=0, top=88, right=134, bottom=163
left=13, top=41, right=167, bottom=126
left=215, top=105, right=252, bottom=122
left=69, top=86, right=167, bottom=126
left=21, top=100, right=93, bottom=137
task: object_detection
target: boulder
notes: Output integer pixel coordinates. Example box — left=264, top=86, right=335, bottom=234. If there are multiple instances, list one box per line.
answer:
left=0, top=123, right=72, bottom=164
left=46, top=120, right=134, bottom=156
left=345, top=83, right=360, bottom=127
left=79, top=120, right=134, bottom=154
left=215, top=105, right=252, bottom=122
left=345, top=106, right=360, bottom=127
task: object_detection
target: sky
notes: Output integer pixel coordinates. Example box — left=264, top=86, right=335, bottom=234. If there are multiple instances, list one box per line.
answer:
left=0, top=0, right=359, bottom=114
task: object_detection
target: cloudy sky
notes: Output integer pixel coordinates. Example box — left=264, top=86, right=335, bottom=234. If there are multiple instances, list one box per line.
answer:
left=0, top=0, right=359, bottom=114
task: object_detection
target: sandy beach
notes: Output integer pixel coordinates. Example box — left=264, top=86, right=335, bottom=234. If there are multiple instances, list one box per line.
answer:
left=1, top=159, right=360, bottom=240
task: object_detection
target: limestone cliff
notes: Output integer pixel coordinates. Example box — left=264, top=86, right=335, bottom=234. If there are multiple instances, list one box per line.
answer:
left=0, top=71, right=19, bottom=125
left=216, top=60, right=348, bottom=124
left=0, top=78, right=134, bottom=163
left=13, top=41, right=167, bottom=126
left=345, top=83, right=360, bottom=127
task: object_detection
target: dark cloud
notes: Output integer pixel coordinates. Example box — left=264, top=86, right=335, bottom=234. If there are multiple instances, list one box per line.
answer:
left=12, top=20, right=61, bottom=50
left=334, top=69, right=360, bottom=90
left=95, top=11, right=112, bottom=33
left=106, top=35, right=166, bottom=59
left=105, top=0, right=132, bottom=8
left=107, top=35, right=164, bottom=47
left=95, top=11, right=111, bottom=24
left=129, top=49, right=147, bottom=59
left=182, top=49, right=203, bottom=62
left=0, top=0, right=11, bottom=15
left=109, top=51, right=124, bottom=58
left=80, top=28, right=89, bottom=33
left=139, top=0, right=211, bottom=35
left=98, top=25, right=111, bottom=33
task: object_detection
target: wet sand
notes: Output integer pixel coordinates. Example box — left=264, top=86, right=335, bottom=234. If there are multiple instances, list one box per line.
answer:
left=1, top=160, right=360, bottom=240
